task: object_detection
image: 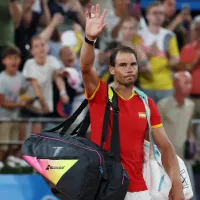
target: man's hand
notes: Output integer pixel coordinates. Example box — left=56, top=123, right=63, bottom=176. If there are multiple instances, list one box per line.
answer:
left=147, top=42, right=159, bottom=58
left=85, top=4, right=108, bottom=40
left=169, top=181, right=184, bottom=200
left=17, top=100, right=27, bottom=108
left=52, top=13, right=64, bottom=27
left=60, top=94, right=70, bottom=104
left=41, top=102, right=50, bottom=113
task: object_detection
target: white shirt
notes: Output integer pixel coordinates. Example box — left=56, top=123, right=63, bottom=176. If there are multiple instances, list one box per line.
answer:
left=23, top=55, right=61, bottom=112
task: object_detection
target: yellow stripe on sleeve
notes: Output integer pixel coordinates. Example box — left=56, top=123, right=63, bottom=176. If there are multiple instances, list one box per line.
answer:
left=151, top=123, right=163, bottom=129
left=84, top=81, right=100, bottom=101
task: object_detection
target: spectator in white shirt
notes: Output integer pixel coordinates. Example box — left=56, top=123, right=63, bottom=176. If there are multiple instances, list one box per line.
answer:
left=22, top=35, right=68, bottom=133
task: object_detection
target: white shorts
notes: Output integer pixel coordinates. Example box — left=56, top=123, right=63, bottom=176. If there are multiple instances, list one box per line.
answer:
left=124, top=190, right=153, bottom=200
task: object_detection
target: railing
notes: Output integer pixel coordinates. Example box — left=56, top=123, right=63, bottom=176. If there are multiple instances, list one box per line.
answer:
left=0, top=118, right=199, bottom=145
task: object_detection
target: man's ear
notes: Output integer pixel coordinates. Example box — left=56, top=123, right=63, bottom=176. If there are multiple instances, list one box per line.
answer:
left=109, top=65, right=115, bottom=75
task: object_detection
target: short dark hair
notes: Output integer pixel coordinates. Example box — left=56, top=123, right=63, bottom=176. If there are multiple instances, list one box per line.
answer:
left=109, top=45, right=138, bottom=67
left=146, top=1, right=162, bottom=13
left=104, top=41, right=120, bottom=52
left=2, top=47, right=21, bottom=59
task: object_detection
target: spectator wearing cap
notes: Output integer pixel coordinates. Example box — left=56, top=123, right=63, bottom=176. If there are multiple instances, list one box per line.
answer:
left=0, top=0, right=23, bottom=71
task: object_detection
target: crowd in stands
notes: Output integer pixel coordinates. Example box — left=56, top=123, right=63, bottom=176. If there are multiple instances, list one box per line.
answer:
left=0, top=0, right=200, bottom=196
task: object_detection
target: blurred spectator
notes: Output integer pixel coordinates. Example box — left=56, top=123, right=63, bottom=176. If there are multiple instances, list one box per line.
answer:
left=157, top=71, right=196, bottom=198
left=15, top=0, right=51, bottom=69
left=93, top=41, right=119, bottom=78
left=0, top=47, right=28, bottom=167
left=47, top=0, right=85, bottom=28
left=180, top=16, right=200, bottom=142
left=101, top=0, right=146, bottom=49
left=52, top=46, right=82, bottom=118
left=0, top=0, right=23, bottom=71
left=21, top=36, right=68, bottom=134
left=161, top=0, right=192, bottom=50
left=120, top=16, right=151, bottom=74
left=138, top=1, right=179, bottom=103
left=39, top=13, right=83, bottom=59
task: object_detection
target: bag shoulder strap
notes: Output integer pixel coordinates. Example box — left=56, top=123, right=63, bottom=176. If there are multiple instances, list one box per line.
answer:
left=45, top=99, right=88, bottom=136
left=100, top=86, right=121, bottom=161
left=134, top=88, right=157, bottom=160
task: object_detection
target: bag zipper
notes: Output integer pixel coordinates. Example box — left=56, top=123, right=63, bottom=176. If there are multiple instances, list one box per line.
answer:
left=31, top=134, right=104, bottom=175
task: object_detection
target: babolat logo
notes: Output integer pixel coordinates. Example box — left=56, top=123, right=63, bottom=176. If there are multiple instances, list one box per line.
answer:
left=46, top=165, right=65, bottom=170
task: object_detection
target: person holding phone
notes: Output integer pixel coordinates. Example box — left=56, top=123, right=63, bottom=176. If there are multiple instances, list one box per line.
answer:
left=161, top=0, right=192, bottom=50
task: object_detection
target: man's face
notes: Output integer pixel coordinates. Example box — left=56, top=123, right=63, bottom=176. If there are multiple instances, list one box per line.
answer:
left=60, top=47, right=76, bottom=67
left=147, top=5, right=165, bottom=26
left=121, top=19, right=138, bottom=40
left=2, top=55, right=21, bottom=74
left=163, top=0, right=176, bottom=18
left=109, top=52, right=138, bottom=87
left=31, top=38, right=48, bottom=59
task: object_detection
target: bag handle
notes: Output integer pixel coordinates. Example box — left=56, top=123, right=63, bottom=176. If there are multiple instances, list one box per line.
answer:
left=45, top=99, right=88, bottom=136
left=70, top=111, right=90, bottom=137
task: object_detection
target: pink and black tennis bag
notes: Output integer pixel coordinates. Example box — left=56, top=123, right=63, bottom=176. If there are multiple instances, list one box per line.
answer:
left=21, top=88, right=129, bottom=200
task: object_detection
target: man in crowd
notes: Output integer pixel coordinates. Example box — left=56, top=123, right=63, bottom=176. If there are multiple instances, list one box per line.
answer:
left=139, top=1, right=180, bottom=103
left=80, top=4, right=184, bottom=199
left=0, top=0, right=23, bottom=71
left=180, top=16, right=200, bottom=141
left=22, top=36, right=68, bottom=134
left=161, top=0, right=192, bottom=50
left=0, top=47, right=28, bottom=168
left=157, top=71, right=196, bottom=198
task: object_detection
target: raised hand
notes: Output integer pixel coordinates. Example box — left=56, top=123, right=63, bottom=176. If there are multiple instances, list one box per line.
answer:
left=85, top=4, right=108, bottom=40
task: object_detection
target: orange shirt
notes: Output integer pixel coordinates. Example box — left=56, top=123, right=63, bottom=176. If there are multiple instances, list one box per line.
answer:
left=180, top=41, right=200, bottom=94
left=86, top=80, right=162, bottom=192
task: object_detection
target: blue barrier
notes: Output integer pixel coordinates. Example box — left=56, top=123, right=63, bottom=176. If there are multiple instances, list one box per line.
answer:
left=0, top=174, right=59, bottom=200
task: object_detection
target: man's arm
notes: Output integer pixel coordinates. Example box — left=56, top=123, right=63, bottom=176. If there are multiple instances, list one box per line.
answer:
left=39, top=0, right=51, bottom=26
left=180, top=51, right=200, bottom=72
left=153, top=126, right=184, bottom=200
left=0, top=94, right=25, bottom=109
left=53, top=72, right=69, bottom=104
left=9, top=0, right=23, bottom=28
left=40, top=13, right=64, bottom=41
left=80, top=4, right=107, bottom=97
left=30, top=79, right=49, bottom=113
left=168, top=36, right=180, bottom=71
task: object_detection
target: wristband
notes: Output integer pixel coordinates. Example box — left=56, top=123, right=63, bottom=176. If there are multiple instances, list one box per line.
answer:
left=60, top=90, right=67, bottom=96
left=85, top=36, right=97, bottom=46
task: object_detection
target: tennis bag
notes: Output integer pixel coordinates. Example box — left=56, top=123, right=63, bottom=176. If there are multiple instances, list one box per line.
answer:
left=21, top=87, right=129, bottom=200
